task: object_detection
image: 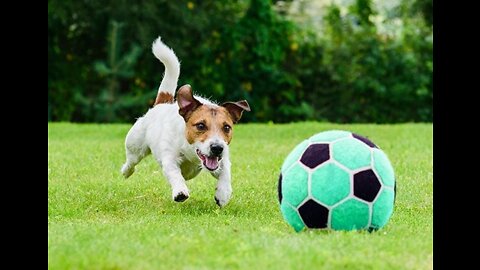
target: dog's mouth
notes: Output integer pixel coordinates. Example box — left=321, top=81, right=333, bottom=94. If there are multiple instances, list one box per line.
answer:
left=196, top=149, right=221, bottom=171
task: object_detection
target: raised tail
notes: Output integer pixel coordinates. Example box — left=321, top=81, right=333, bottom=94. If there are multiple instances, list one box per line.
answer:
left=152, top=37, right=180, bottom=105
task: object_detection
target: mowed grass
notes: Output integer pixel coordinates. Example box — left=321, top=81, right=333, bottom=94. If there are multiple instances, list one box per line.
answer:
left=48, top=122, right=432, bottom=270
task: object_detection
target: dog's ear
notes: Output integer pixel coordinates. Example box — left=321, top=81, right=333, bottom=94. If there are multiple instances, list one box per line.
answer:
left=177, top=84, right=202, bottom=121
left=221, top=100, right=251, bottom=124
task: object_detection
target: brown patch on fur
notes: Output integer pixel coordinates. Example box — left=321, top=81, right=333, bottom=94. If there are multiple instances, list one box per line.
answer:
left=185, top=105, right=235, bottom=145
left=177, top=85, right=202, bottom=121
left=154, top=92, right=174, bottom=105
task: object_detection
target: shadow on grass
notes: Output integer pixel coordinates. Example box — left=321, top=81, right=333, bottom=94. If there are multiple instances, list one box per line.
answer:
left=107, top=192, right=246, bottom=217
left=171, top=197, right=246, bottom=217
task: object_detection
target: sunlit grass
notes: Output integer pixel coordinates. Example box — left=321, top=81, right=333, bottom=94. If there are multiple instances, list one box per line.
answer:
left=48, top=122, right=432, bottom=269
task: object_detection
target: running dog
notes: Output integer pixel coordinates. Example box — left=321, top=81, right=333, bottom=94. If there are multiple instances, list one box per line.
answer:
left=121, top=37, right=250, bottom=207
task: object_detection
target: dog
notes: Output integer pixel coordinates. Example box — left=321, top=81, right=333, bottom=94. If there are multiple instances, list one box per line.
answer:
left=121, top=37, right=250, bottom=207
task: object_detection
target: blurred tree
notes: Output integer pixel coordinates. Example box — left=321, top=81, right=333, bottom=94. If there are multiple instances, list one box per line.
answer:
left=75, top=20, right=142, bottom=122
left=212, top=0, right=312, bottom=122
left=48, top=0, right=432, bottom=123
left=297, top=0, right=432, bottom=122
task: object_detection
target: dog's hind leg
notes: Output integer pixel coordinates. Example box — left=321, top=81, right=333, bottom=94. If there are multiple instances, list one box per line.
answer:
left=121, top=146, right=149, bottom=178
left=121, top=120, right=150, bottom=178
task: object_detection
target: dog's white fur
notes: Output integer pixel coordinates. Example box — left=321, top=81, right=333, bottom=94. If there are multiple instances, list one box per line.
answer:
left=121, top=37, right=245, bottom=207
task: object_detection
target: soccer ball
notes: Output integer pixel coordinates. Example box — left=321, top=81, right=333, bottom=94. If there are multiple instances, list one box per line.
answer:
left=278, top=130, right=396, bottom=232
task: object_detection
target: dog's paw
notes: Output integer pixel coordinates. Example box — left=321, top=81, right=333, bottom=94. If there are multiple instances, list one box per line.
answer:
left=174, top=192, right=189, bottom=202
left=121, top=164, right=134, bottom=178
left=215, top=186, right=232, bottom=207
left=214, top=196, right=230, bottom=207
left=172, top=188, right=190, bottom=202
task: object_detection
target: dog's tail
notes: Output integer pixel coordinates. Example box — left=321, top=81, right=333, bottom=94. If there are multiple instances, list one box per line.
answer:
left=152, top=37, right=180, bottom=105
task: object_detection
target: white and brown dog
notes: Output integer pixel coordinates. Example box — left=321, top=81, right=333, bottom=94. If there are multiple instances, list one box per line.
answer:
left=121, top=37, right=250, bottom=207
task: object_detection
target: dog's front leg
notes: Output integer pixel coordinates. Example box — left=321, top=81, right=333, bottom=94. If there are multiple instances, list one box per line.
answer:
left=160, top=157, right=190, bottom=202
left=212, top=158, right=232, bottom=207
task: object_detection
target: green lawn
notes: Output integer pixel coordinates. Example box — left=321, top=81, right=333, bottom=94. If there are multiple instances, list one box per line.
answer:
left=48, top=122, right=432, bottom=270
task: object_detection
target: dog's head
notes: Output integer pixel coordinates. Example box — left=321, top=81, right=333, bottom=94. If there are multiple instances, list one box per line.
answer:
left=176, top=84, right=250, bottom=171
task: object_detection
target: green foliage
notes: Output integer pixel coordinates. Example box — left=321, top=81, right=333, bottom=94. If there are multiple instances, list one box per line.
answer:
left=211, top=0, right=309, bottom=122
left=79, top=20, right=143, bottom=122
left=48, top=0, right=432, bottom=123
left=297, top=0, right=433, bottom=122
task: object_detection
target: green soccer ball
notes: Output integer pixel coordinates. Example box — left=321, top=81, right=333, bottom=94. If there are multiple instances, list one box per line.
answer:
left=278, top=130, right=396, bottom=232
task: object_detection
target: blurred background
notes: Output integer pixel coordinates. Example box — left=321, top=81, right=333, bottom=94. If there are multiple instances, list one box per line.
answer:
left=48, top=0, right=432, bottom=124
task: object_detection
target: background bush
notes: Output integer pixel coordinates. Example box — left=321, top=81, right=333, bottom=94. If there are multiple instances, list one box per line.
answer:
left=48, top=0, right=432, bottom=123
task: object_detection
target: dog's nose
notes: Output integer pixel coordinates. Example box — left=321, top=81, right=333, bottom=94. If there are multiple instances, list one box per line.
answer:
left=210, top=144, right=224, bottom=156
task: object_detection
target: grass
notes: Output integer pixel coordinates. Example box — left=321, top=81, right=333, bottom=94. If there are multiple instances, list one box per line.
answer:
left=48, top=122, right=432, bottom=270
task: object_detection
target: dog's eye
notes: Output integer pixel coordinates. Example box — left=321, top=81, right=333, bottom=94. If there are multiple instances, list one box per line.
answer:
left=196, top=123, right=207, bottom=131
left=223, top=125, right=231, bottom=133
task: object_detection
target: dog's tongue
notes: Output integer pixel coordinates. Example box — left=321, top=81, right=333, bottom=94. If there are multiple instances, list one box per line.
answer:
left=205, top=156, right=219, bottom=170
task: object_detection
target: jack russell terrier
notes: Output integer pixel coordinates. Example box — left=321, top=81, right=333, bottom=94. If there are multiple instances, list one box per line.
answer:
left=121, top=37, right=250, bottom=207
